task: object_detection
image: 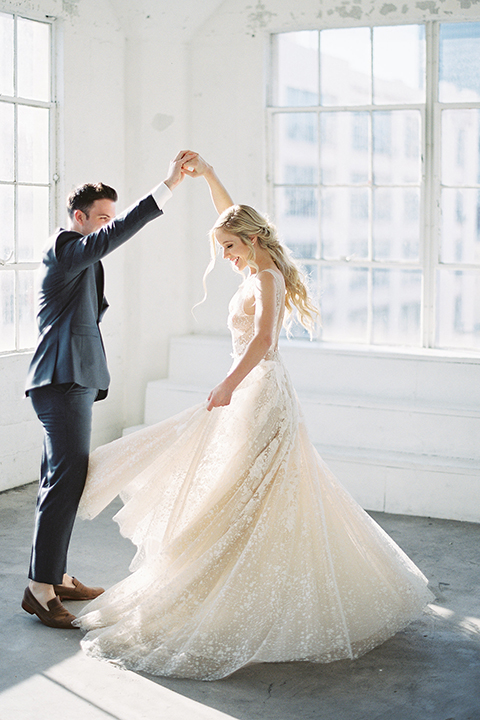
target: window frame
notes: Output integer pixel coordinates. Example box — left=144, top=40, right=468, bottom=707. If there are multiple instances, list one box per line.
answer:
left=0, top=10, right=58, bottom=355
left=267, top=20, right=480, bottom=353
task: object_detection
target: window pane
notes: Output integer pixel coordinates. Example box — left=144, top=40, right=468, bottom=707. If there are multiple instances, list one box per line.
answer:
left=436, top=269, right=480, bottom=349
left=281, top=112, right=317, bottom=147
left=321, top=112, right=370, bottom=184
left=17, top=105, right=50, bottom=183
left=0, top=185, right=14, bottom=263
left=320, top=27, right=371, bottom=107
left=373, top=25, right=425, bottom=105
left=275, top=186, right=318, bottom=259
left=273, top=113, right=318, bottom=184
left=0, top=102, right=14, bottom=181
left=0, top=12, right=14, bottom=96
left=17, top=185, right=50, bottom=261
left=372, top=269, right=422, bottom=346
left=290, top=263, right=319, bottom=338
left=321, top=188, right=368, bottom=260
left=17, top=17, right=50, bottom=101
left=373, top=111, right=421, bottom=184
left=439, top=22, right=480, bottom=103
left=18, top=269, right=37, bottom=349
left=0, top=271, right=15, bottom=351
left=440, top=189, right=480, bottom=264
left=441, top=109, right=480, bottom=187
left=272, top=32, right=318, bottom=107
left=320, top=266, right=368, bottom=343
left=373, top=188, right=420, bottom=261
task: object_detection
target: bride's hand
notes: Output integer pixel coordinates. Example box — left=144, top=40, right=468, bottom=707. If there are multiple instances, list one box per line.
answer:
left=206, top=379, right=234, bottom=411
left=182, top=154, right=212, bottom=178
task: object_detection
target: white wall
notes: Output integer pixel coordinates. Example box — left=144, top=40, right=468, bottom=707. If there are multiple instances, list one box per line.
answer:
left=1, top=0, right=480, bottom=519
left=0, top=0, right=128, bottom=490
left=0, top=0, right=194, bottom=490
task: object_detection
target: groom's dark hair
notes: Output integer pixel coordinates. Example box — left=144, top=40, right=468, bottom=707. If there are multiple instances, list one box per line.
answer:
left=67, top=182, right=118, bottom=219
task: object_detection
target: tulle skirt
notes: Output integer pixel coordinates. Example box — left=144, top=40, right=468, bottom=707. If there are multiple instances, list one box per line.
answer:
left=75, top=358, right=433, bottom=680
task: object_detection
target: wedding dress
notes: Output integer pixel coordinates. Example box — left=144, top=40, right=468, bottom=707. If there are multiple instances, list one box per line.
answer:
left=75, top=269, right=433, bottom=681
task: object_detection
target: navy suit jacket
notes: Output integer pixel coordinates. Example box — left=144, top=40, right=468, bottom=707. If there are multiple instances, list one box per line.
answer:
left=26, top=193, right=162, bottom=400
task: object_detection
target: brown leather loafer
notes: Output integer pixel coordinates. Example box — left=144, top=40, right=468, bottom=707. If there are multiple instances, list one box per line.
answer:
left=53, top=577, right=104, bottom=601
left=22, top=587, right=77, bottom=629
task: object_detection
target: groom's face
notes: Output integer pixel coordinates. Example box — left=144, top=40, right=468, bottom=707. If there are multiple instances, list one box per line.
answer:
left=76, top=198, right=116, bottom=235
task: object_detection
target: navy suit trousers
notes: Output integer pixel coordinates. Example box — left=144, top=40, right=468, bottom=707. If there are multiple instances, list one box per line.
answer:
left=28, top=383, right=97, bottom=584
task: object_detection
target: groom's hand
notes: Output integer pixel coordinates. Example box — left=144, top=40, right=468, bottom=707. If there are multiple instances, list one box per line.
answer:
left=164, top=150, right=198, bottom=191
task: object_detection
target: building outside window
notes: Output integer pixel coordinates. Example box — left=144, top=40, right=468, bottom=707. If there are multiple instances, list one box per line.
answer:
left=269, top=22, right=480, bottom=350
left=0, top=11, right=56, bottom=353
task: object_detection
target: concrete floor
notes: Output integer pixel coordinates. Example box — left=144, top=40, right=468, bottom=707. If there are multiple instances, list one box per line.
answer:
left=0, top=482, right=479, bottom=720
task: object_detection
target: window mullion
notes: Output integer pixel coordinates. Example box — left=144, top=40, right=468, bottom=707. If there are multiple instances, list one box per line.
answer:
left=316, top=109, right=322, bottom=339
left=52, top=100, right=60, bottom=233
left=14, top=269, right=20, bottom=352
left=367, top=105, right=373, bottom=344
left=13, top=14, right=19, bottom=352
left=422, top=21, right=439, bottom=349
left=266, top=110, right=274, bottom=220
left=367, top=27, right=374, bottom=343
left=317, top=29, right=322, bottom=320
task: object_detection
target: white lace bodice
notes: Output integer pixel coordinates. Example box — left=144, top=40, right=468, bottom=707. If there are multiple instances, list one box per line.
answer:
left=227, top=268, right=285, bottom=361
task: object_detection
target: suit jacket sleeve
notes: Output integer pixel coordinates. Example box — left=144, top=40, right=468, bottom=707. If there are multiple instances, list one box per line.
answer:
left=56, top=193, right=163, bottom=272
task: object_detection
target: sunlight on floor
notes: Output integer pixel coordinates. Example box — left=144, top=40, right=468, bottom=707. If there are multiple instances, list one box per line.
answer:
left=0, top=652, right=238, bottom=720
left=426, top=605, right=480, bottom=639
left=459, top=616, right=480, bottom=636
left=427, top=605, right=455, bottom=620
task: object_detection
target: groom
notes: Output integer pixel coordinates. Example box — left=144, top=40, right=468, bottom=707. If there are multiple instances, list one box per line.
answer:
left=23, top=149, right=196, bottom=629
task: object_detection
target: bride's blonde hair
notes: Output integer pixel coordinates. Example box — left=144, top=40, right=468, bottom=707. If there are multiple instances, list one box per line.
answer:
left=203, top=204, right=319, bottom=336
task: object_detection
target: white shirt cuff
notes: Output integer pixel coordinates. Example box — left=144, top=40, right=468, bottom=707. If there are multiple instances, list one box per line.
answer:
left=151, top=182, right=173, bottom=210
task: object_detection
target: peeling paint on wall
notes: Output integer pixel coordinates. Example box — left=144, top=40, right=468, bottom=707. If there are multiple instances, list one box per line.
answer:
left=415, top=0, right=440, bottom=13
left=62, top=0, right=79, bottom=16
left=333, top=3, right=363, bottom=19
left=209, top=0, right=480, bottom=35
left=3, top=0, right=47, bottom=13
left=246, top=0, right=277, bottom=34
left=152, top=113, right=174, bottom=132
left=380, top=3, right=398, bottom=14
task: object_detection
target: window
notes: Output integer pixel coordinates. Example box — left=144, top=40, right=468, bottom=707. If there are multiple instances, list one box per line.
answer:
left=0, top=12, right=56, bottom=353
left=269, top=22, right=480, bottom=351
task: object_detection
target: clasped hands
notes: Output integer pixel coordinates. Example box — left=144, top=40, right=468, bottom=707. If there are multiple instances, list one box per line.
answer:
left=164, top=150, right=211, bottom=190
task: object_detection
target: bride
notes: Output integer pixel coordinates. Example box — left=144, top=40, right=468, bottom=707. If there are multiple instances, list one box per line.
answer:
left=75, top=156, right=433, bottom=681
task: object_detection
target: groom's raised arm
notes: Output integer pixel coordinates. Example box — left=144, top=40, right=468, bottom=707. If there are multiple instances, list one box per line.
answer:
left=56, top=150, right=197, bottom=272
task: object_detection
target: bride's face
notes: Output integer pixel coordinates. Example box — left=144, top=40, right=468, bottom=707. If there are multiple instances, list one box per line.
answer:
left=215, top=228, right=252, bottom=272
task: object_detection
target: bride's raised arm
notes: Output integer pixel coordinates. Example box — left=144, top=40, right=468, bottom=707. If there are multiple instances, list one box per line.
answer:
left=183, top=155, right=234, bottom=214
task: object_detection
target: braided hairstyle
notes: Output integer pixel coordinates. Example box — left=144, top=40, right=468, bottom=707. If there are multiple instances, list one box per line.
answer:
left=209, top=204, right=319, bottom=336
